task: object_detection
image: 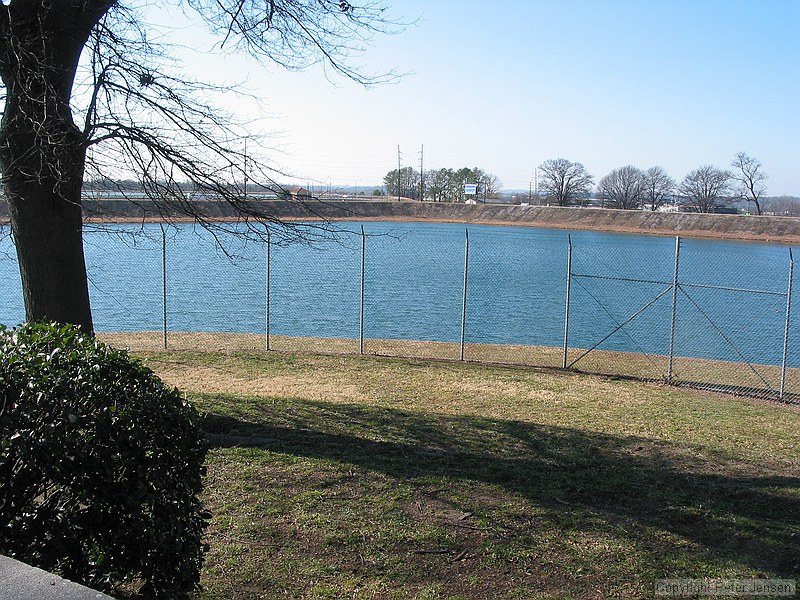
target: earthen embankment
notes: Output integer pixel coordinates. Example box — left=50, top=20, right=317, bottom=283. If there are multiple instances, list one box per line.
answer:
left=3, top=199, right=799, bottom=244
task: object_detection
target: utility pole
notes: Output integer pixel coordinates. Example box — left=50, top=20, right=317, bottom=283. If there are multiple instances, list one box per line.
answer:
left=397, top=144, right=401, bottom=202
left=419, top=144, right=424, bottom=202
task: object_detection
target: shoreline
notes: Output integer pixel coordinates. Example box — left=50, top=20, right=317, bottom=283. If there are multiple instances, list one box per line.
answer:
left=79, top=214, right=800, bottom=246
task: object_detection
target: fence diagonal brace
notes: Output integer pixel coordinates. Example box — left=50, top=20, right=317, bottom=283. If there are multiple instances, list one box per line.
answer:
left=568, top=285, right=673, bottom=369
left=677, top=286, right=775, bottom=392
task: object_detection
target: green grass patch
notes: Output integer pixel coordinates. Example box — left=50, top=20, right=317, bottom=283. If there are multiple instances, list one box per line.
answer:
left=137, top=350, right=800, bottom=599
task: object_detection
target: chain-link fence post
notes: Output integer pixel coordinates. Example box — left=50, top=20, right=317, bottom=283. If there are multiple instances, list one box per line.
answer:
left=460, top=228, right=469, bottom=361
left=265, top=226, right=271, bottom=351
left=780, top=248, right=794, bottom=400
left=667, top=236, right=681, bottom=382
left=160, top=224, right=168, bottom=350
left=360, top=225, right=366, bottom=355
left=562, top=235, right=572, bottom=369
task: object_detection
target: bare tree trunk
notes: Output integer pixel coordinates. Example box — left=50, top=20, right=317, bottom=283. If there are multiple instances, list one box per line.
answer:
left=0, top=1, right=110, bottom=333
left=0, top=96, right=93, bottom=331
left=5, top=160, right=92, bottom=332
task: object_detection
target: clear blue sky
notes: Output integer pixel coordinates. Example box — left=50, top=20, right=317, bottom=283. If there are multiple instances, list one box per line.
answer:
left=168, top=0, right=800, bottom=195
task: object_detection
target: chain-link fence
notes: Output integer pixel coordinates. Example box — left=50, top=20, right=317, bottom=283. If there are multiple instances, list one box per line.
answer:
left=564, top=235, right=796, bottom=400
left=1, top=222, right=797, bottom=402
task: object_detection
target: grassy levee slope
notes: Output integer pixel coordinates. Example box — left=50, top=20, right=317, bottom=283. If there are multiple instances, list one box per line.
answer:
left=140, top=350, right=800, bottom=600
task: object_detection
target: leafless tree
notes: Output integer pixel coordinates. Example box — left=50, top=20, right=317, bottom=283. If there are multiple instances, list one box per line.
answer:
left=476, top=169, right=502, bottom=201
left=731, top=151, right=768, bottom=215
left=597, top=165, right=643, bottom=210
left=678, top=165, right=734, bottom=213
left=537, top=158, right=593, bottom=206
left=639, top=166, right=675, bottom=212
left=0, top=1, right=403, bottom=332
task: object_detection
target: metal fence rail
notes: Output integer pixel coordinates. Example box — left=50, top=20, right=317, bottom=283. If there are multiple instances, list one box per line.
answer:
left=0, top=223, right=797, bottom=403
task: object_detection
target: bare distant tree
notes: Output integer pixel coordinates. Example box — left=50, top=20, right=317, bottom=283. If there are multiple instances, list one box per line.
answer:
left=640, top=166, right=675, bottom=212
left=597, top=165, right=643, bottom=210
left=537, top=158, right=594, bottom=206
left=678, top=165, right=734, bottom=213
left=731, top=152, right=768, bottom=215
left=476, top=169, right=502, bottom=201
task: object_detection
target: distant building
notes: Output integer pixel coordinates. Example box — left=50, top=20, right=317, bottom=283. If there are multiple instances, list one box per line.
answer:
left=287, top=187, right=312, bottom=201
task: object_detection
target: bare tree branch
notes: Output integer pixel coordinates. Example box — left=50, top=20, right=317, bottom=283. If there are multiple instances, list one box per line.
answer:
left=188, top=0, right=406, bottom=85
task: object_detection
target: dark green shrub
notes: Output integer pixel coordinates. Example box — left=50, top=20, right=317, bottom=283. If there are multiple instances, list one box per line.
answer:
left=0, top=323, right=208, bottom=598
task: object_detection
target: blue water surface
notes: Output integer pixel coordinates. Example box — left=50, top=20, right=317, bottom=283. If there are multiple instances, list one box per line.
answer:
left=0, top=221, right=796, bottom=366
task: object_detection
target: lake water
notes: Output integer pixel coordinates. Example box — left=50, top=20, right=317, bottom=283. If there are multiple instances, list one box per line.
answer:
left=0, top=221, right=796, bottom=367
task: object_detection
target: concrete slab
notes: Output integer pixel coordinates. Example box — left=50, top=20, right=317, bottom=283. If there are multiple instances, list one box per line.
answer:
left=0, top=555, right=115, bottom=600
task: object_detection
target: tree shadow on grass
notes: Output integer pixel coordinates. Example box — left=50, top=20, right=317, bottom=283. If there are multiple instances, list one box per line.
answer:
left=202, top=399, right=800, bottom=578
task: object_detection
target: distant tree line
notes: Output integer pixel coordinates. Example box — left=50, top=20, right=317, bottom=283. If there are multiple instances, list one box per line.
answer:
left=383, top=166, right=501, bottom=202
left=764, top=196, right=800, bottom=217
left=75, top=152, right=790, bottom=216
left=535, top=152, right=771, bottom=215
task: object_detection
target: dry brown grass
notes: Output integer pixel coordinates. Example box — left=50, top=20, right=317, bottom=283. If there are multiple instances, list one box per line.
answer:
left=98, top=331, right=800, bottom=402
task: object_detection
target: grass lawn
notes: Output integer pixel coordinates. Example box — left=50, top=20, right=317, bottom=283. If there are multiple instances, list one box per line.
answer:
left=139, top=350, right=800, bottom=599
